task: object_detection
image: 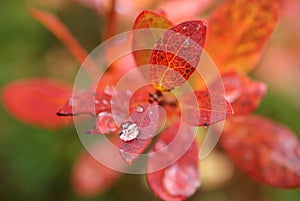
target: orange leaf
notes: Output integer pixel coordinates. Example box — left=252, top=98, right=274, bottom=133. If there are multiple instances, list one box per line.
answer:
left=147, top=121, right=200, bottom=201
left=1, top=78, right=72, bottom=129
left=180, top=90, right=234, bottom=126
left=150, top=20, right=207, bottom=91
left=206, top=0, right=279, bottom=73
left=29, top=8, right=88, bottom=64
left=221, top=115, right=300, bottom=188
left=132, top=10, right=174, bottom=67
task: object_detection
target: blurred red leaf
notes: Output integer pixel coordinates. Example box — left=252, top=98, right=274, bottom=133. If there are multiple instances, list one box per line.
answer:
left=231, top=76, right=267, bottom=115
left=150, top=20, right=207, bottom=91
left=132, top=10, right=173, bottom=67
left=72, top=137, right=123, bottom=197
left=1, top=78, right=72, bottom=129
left=119, top=102, right=159, bottom=164
left=147, top=121, right=200, bottom=200
left=181, top=90, right=234, bottom=126
left=220, top=115, right=300, bottom=188
left=29, top=8, right=88, bottom=64
left=206, top=0, right=279, bottom=73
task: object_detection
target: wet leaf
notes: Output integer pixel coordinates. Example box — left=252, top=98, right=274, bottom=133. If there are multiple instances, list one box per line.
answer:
left=1, top=78, right=72, bottom=129
left=29, top=8, right=88, bottom=64
left=72, top=138, right=123, bottom=197
left=231, top=77, right=267, bottom=115
left=150, top=20, right=207, bottom=91
left=181, top=90, right=234, bottom=126
left=132, top=10, right=173, bottom=67
left=147, top=121, right=200, bottom=201
left=206, top=0, right=279, bottom=73
left=220, top=115, right=300, bottom=188
left=57, top=87, right=113, bottom=117
left=119, top=102, right=159, bottom=164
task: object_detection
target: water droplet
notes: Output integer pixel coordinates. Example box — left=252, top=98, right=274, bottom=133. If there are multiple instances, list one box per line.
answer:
left=68, top=97, right=77, bottom=106
left=135, top=105, right=144, bottom=113
left=183, top=38, right=190, bottom=47
left=119, top=121, right=140, bottom=141
left=94, top=99, right=100, bottom=104
left=102, top=99, right=109, bottom=105
left=163, top=164, right=200, bottom=197
left=95, top=112, right=118, bottom=134
left=183, top=26, right=187, bottom=30
left=126, top=90, right=132, bottom=96
left=104, top=85, right=114, bottom=96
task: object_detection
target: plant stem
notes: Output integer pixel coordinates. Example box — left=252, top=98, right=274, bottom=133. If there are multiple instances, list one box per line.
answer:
left=105, top=0, right=117, bottom=39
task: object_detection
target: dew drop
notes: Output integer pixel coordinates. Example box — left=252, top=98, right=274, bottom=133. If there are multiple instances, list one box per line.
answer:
left=163, top=164, right=200, bottom=197
left=102, top=99, right=109, bottom=105
left=95, top=112, right=118, bottom=134
left=94, top=99, right=100, bottom=104
left=68, top=97, right=77, bottom=106
left=183, top=38, right=190, bottom=47
left=135, top=105, right=144, bottom=113
left=183, top=26, right=187, bottom=30
left=104, top=85, right=114, bottom=96
left=119, top=121, right=140, bottom=141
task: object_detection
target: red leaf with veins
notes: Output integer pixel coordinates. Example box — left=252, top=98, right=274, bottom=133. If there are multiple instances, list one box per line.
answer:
left=1, top=79, right=72, bottom=129
left=181, top=90, right=234, bottom=126
left=221, top=115, right=300, bottom=188
left=119, top=102, right=159, bottom=164
left=150, top=20, right=207, bottom=91
left=147, top=121, right=200, bottom=201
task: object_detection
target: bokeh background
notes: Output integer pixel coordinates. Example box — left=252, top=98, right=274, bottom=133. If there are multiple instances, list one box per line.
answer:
left=1, top=0, right=300, bottom=201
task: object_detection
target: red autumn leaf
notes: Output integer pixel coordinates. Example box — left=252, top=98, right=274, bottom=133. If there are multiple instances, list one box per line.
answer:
left=220, top=115, right=300, bottom=188
left=147, top=121, right=200, bottom=201
left=29, top=8, right=88, bottom=64
left=180, top=90, right=234, bottom=126
left=119, top=102, right=159, bottom=164
left=150, top=20, right=207, bottom=91
left=132, top=10, right=174, bottom=67
left=1, top=78, right=72, bottom=129
left=231, top=76, right=267, bottom=115
left=57, top=86, right=114, bottom=117
left=211, top=70, right=244, bottom=103
left=206, top=0, right=279, bottom=73
left=72, top=137, right=123, bottom=197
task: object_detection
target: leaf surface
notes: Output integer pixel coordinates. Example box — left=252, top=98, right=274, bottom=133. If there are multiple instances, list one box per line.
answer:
left=132, top=10, right=173, bottom=67
left=2, top=78, right=72, bottom=129
left=206, top=0, right=279, bottom=73
left=181, top=90, right=234, bottom=126
left=220, top=115, right=300, bottom=188
left=147, top=121, right=200, bottom=201
left=150, top=20, right=207, bottom=91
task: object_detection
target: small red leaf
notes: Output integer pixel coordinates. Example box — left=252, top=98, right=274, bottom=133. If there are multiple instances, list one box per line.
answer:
left=72, top=137, right=123, bottom=197
left=1, top=78, right=72, bottom=129
left=57, top=87, right=113, bottom=117
left=150, top=20, right=207, bottom=91
left=147, top=121, right=200, bottom=201
left=29, top=8, right=88, bottom=64
left=132, top=10, right=174, bottom=67
left=181, top=90, right=234, bottom=126
left=119, top=102, right=159, bottom=164
left=220, top=115, right=300, bottom=188
left=231, top=77, right=267, bottom=115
